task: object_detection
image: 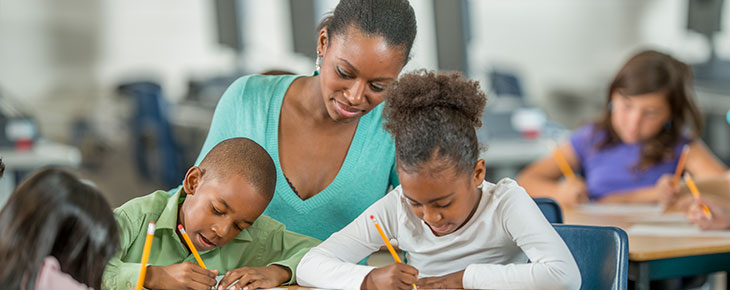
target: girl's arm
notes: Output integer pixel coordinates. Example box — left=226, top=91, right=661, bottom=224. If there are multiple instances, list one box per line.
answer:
left=462, top=183, right=581, bottom=290
left=685, top=139, right=727, bottom=177
left=517, top=143, right=588, bottom=207
left=296, top=192, right=401, bottom=289
left=600, top=140, right=727, bottom=204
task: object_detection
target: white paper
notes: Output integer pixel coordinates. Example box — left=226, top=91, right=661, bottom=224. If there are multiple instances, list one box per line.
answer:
left=577, top=204, right=663, bottom=215
left=628, top=224, right=730, bottom=238
left=214, top=275, right=285, bottom=290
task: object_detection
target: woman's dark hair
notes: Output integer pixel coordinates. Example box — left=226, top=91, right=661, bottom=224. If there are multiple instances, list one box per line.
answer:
left=595, top=50, right=703, bottom=170
left=317, top=0, right=417, bottom=65
left=384, top=70, right=487, bottom=175
left=0, top=168, right=119, bottom=290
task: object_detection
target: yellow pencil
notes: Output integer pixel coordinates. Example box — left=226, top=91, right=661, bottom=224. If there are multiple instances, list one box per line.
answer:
left=136, top=221, right=156, bottom=290
left=552, top=146, right=576, bottom=182
left=370, top=215, right=418, bottom=290
left=177, top=224, right=207, bottom=269
left=672, top=145, right=689, bottom=187
left=683, top=173, right=712, bottom=219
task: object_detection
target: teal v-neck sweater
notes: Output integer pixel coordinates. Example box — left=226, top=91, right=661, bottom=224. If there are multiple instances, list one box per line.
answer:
left=192, top=74, right=398, bottom=241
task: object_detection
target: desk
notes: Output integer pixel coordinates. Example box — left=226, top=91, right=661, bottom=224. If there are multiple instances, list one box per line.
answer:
left=565, top=205, right=730, bottom=290
left=0, top=140, right=81, bottom=206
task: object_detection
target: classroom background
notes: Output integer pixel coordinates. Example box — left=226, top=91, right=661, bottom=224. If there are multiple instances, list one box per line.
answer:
left=1, top=1, right=730, bottom=289
left=0, top=0, right=728, bottom=218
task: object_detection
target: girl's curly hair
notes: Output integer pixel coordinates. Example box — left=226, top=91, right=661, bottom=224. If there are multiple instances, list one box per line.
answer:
left=384, top=70, right=487, bottom=174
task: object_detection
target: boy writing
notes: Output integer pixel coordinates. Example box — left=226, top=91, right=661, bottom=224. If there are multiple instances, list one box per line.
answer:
left=102, top=137, right=320, bottom=290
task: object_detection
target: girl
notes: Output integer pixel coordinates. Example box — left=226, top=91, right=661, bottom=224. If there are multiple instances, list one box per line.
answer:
left=518, top=50, right=727, bottom=206
left=0, top=168, right=119, bottom=290
left=296, top=70, right=580, bottom=290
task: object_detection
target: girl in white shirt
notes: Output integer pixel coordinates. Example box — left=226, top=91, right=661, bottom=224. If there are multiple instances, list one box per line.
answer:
left=296, top=70, right=581, bottom=290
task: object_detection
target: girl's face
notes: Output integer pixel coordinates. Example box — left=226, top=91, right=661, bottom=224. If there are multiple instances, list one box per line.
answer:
left=398, top=159, right=486, bottom=236
left=316, top=26, right=405, bottom=123
left=610, top=91, right=672, bottom=144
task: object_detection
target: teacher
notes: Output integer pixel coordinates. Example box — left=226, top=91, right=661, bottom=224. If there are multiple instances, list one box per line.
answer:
left=190, top=0, right=417, bottom=240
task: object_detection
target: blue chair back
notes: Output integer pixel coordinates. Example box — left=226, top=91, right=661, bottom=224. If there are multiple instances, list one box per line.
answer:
left=533, top=197, right=563, bottom=223
left=554, top=224, right=629, bottom=290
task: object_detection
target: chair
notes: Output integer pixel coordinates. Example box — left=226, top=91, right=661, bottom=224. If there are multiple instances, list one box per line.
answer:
left=118, top=81, right=184, bottom=189
left=554, top=224, right=629, bottom=290
left=533, top=197, right=563, bottom=223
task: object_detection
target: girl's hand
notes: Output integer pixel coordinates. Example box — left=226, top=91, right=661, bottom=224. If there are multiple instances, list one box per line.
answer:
left=361, top=263, right=418, bottom=290
left=687, top=198, right=730, bottom=230
left=217, top=265, right=290, bottom=290
left=415, top=270, right=464, bottom=289
left=655, top=174, right=679, bottom=206
left=556, top=178, right=588, bottom=207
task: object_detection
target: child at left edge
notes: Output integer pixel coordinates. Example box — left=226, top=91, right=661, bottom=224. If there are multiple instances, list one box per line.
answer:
left=101, top=137, right=320, bottom=290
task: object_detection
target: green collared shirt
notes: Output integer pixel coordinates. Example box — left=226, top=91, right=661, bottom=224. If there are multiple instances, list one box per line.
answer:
left=102, top=189, right=320, bottom=290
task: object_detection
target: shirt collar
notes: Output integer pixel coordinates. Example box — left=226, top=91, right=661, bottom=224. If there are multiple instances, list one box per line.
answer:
left=157, top=188, right=253, bottom=242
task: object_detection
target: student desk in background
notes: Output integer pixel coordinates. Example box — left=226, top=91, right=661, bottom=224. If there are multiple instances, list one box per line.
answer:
left=0, top=140, right=81, bottom=207
left=565, top=205, right=730, bottom=290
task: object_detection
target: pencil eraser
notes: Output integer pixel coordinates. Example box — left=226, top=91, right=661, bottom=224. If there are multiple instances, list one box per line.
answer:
left=178, top=224, right=183, bottom=230
left=369, top=215, right=374, bottom=220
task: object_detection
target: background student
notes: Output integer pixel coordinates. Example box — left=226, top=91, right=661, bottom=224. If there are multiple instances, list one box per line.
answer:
left=103, top=138, right=319, bottom=290
left=0, top=167, right=119, bottom=290
left=185, top=0, right=418, bottom=241
left=518, top=50, right=727, bottom=206
left=297, top=70, right=580, bottom=290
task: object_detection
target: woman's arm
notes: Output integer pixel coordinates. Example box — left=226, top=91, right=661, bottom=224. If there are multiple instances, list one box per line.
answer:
left=517, top=143, right=588, bottom=207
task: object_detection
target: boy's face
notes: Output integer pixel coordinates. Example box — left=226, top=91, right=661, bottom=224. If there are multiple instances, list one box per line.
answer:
left=179, top=167, right=270, bottom=252
left=398, top=159, right=485, bottom=237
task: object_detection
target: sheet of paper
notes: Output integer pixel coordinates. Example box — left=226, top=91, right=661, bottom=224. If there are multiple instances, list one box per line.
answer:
left=628, top=224, right=730, bottom=238
left=577, top=204, right=664, bottom=215
left=214, top=275, right=285, bottom=290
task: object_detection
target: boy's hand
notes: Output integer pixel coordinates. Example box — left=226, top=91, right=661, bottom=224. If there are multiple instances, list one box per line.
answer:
left=145, top=262, right=218, bottom=290
left=217, top=265, right=290, bottom=290
left=361, top=263, right=418, bottom=290
left=415, top=270, right=464, bottom=289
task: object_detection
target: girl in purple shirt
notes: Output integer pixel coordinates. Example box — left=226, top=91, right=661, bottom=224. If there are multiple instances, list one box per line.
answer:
left=518, top=50, right=726, bottom=206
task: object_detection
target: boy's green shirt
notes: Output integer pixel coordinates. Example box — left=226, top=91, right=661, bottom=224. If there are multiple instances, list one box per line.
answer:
left=102, top=189, right=320, bottom=290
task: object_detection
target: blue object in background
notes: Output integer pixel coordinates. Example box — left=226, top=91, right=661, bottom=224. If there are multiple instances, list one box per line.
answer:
left=118, top=81, right=184, bottom=189
left=726, top=108, right=729, bottom=124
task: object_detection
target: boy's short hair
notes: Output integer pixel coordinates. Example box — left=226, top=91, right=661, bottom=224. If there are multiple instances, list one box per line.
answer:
left=199, top=138, right=276, bottom=201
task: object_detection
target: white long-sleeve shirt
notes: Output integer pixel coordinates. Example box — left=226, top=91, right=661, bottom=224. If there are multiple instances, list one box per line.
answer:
left=296, top=178, right=581, bottom=290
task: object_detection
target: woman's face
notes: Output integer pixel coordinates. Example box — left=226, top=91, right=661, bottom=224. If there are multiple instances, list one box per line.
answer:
left=610, top=91, right=672, bottom=144
left=317, top=26, right=405, bottom=123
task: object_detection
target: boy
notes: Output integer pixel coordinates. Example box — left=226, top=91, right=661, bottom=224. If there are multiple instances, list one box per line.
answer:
left=102, top=138, right=320, bottom=290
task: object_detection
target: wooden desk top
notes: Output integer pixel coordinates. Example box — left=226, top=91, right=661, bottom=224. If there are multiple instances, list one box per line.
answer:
left=564, top=205, right=730, bottom=261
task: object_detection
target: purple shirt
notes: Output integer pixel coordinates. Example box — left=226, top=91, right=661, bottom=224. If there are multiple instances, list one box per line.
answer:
left=570, top=124, right=688, bottom=200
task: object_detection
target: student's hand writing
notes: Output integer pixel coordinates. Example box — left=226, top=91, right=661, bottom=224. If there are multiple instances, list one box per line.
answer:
left=687, top=198, right=730, bottom=230
left=361, top=263, right=418, bottom=290
left=217, top=265, right=290, bottom=290
left=415, top=270, right=463, bottom=289
left=145, top=262, right=218, bottom=290
left=555, top=178, right=588, bottom=207
left=655, top=174, right=679, bottom=206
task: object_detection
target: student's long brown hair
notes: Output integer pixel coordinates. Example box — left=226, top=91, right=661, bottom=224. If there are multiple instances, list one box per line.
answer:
left=594, top=50, right=704, bottom=170
left=0, top=168, right=119, bottom=290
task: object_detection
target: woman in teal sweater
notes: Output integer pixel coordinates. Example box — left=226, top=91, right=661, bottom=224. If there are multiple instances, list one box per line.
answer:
left=190, top=0, right=418, bottom=241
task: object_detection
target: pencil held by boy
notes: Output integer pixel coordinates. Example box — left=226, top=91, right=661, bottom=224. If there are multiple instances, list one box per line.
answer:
left=101, top=137, right=320, bottom=290
left=296, top=70, right=580, bottom=290
left=0, top=168, right=119, bottom=290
